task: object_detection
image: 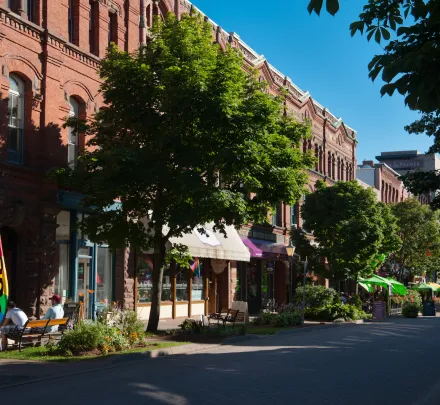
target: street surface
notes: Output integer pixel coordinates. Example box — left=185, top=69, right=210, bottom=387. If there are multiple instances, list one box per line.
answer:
left=1, top=317, right=439, bottom=405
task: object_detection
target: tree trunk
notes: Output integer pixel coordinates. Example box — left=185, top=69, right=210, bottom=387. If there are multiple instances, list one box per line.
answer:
left=146, top=223, right=166, bottom=333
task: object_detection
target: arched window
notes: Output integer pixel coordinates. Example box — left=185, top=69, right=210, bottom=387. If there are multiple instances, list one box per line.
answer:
left=314, top=144, right=319, bottom=171
left=108, top=11, right=118, bottom=46
left=290, top=204, right=298, bottom=228
left=331, top=154, right=335, bottom=180
left=341, top=161, right=345, bottom=181
left=336, top=157, right=340, bottom=180
left=328, top=151, right=332, bottom=176
left=7, top=74, right=25, bottom=164
left=146, top=4, right=151, bottom=27
left=68, top=97, right=80, bottom=167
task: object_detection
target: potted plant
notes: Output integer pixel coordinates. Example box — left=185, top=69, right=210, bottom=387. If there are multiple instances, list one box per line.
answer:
left=402, top=302, right=420, bottom=318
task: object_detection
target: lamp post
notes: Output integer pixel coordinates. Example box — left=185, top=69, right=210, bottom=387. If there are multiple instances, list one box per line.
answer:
left=301, top=257, right=308, bottom=325
left=286, top=240, right=296, bottom=303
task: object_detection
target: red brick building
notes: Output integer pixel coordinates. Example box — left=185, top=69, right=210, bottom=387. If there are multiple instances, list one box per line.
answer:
left=0, top=0, right=357, bottom=319
left=357, top=160, right=410, bottom=203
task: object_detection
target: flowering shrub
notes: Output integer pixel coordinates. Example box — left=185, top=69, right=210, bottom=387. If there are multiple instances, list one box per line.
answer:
left=390, top=291, right=422, bottom=308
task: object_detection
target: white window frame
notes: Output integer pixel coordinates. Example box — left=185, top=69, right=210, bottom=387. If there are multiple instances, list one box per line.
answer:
left=7, top=74, right=25, bottom=164
left=68, top=97, right=80, bottom=167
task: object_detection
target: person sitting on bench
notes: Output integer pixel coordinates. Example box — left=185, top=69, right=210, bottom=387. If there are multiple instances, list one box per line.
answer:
left=0, top=301, right=28, bottom=351
left=42, top=295, right=64, bottom=332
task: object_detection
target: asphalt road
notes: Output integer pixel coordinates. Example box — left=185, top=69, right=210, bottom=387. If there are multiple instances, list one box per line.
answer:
left=1, top=317, right=440, bottom=405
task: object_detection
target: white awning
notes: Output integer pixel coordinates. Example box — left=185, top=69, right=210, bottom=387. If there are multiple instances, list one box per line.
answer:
left=167, top=223, right=250, bottom=262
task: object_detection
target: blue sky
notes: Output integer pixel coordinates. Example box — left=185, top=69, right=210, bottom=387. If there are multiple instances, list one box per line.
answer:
left=191, top=0, right=432, bottom=163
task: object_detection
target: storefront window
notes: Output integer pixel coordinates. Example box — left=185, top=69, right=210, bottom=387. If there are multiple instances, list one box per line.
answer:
left=55, top=244, right=69, bottom=299
left=176, top=268, right=188, bottom=301
left=55, top=211, right=70, bottom=300
left=138, top=257, right=153, bottom=303
left=192, top=263, right=203, bottom=301
left=162, top=267, right=172, bottom=302
left=96, top=247, right=113, bottom=303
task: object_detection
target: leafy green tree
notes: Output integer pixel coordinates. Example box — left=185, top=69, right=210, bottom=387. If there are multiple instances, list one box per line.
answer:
left=301, top=181, right=401, bottom=287
left=308, top=0, right=440, bottom=204
left=390, top=198, right=440, bottom=279
left=53, top=13, right=313, bottom=331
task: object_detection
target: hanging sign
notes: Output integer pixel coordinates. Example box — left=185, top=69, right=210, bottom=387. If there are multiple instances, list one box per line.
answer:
left=211, top=259, right=227, bottom=274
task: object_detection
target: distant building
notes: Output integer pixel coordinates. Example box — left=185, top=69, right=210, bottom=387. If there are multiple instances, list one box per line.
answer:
left=357, top=160, right=410, bottom=204
left=376, top=151, right=440, bottom=204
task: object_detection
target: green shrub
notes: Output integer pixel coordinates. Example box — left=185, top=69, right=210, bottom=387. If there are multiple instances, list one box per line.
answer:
left=253, top=311, right=302, bottom=327
left=179, top=319, right=206, bottom=334
left=294, top=285, right=338, bottom=308
left=253, top=312, right=279, bottom=325
left=402, top=302, right=420, bottom=318
left=406, top=290, right=423, bottom=308
left=57, top=321, right=130, bottom=355
left=120, top=310, right=145, bottom=339
left=305, top=304, right=369, bottom=322
left=349, top=295, right=362, bottom=309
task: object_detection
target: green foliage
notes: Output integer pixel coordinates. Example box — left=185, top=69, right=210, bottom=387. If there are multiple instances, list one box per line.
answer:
left=253, top=311, right=302, bottom=327
left=391, top=199, right=440, bottom=278
left=294, top=285, right=338, bottom=308
left=301, top=181, right=401, bottom=284
left=402, top=302, right=420, bottom=318
left=57, top=321, right=130, bottom=355
left=178, top=319, right=206, bottom=334
left=53, top=12, right=312, bottom=332
left=305, top=304, right=369, bottom=322
left=349, top=294, right=362, bottom=310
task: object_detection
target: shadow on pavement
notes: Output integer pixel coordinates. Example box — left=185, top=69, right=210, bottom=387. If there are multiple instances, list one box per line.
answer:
left=1, top=317, right=440, bottom=405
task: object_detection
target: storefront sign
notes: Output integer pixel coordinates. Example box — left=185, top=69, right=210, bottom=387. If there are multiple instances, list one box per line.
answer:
left=238, top=228, right=277, bottom=242
left=211, top=259, right=227, bottom=274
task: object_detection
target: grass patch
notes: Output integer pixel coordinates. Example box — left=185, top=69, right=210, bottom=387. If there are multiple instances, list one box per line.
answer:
left=0, top=341, right=187, bottom=362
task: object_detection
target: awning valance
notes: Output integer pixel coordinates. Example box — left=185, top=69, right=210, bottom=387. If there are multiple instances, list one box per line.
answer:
left=241, top=237, right=288, bottom=261
left=168, top=223, right=250, bottom=262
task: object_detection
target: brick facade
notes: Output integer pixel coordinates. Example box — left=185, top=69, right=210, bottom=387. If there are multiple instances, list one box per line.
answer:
left=0, top=0, right=357, bottom=317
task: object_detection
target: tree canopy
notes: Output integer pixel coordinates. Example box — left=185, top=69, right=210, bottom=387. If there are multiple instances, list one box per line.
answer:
left=53, top=13, right=313, bottom=331
left=388, top=198, right=440, bottom=279
left=300, top=181, right=401, bottom=286
left=308, top=0, right=440, bottom=205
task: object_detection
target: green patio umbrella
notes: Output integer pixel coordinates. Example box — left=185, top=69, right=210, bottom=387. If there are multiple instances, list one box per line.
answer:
left=411, top=283, right=439, bottom=292
left=358, top=282, right=374, bottom=293
left=359, top=275, right=392, bottom=289
left=386, top=278, right=408, bottom=296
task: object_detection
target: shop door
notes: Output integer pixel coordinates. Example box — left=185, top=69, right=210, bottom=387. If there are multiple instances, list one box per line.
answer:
left=247, top=262, right=261, bottom=314
left=78, top=247, right=92, bottom=319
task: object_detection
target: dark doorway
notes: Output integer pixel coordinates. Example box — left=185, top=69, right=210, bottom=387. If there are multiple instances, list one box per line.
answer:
left=0, top=227, right=18, bottom=303
left=247, top=260, right=262, bottom=314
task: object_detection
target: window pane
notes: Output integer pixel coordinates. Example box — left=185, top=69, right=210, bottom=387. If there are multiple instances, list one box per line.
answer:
left=162, top=267, right=172, bottom=302
left=56, top=211, right=71, bottom=239
left=176, top=267, right=188, bottom=302
left=96, top=247, right=113, bottom=303
left=138, top=257, right=153, bottom=303
left=54, top=243, right=70, bottom=301
left=191, top=263, right=203, bottom=300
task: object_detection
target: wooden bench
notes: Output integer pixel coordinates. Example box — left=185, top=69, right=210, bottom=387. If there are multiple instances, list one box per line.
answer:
left=208, top=308, right=243, bottom=328
left=208, top=308, right=230, bottom=326
left=6, top=317, right=70, bottom=351
left=6, top=319, right=49, bottom=352
left=44, top=317, right=70, bottom=342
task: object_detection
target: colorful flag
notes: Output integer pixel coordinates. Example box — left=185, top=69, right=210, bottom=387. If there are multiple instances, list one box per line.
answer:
left=0, top=236, right=9, bottom=323
left=189, top=258, right=201, bottom=277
